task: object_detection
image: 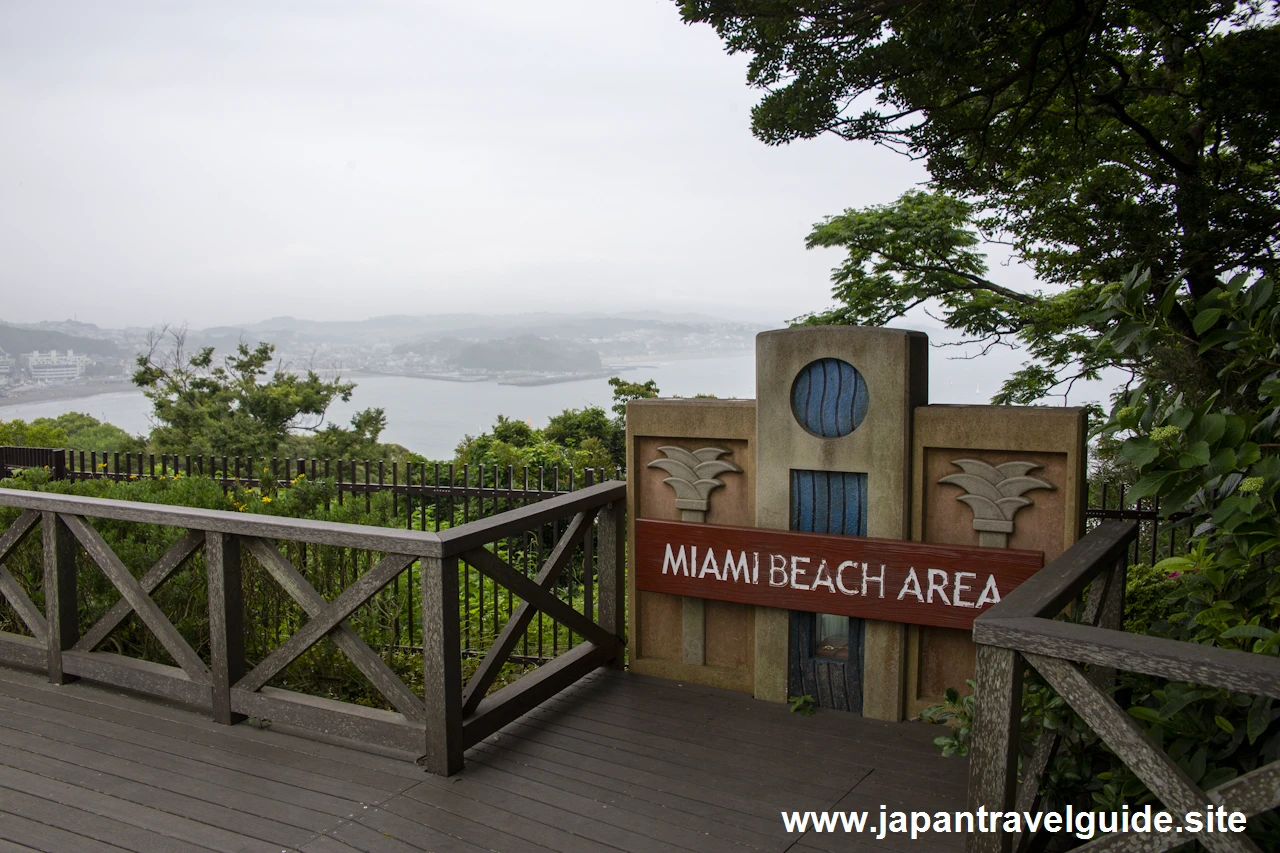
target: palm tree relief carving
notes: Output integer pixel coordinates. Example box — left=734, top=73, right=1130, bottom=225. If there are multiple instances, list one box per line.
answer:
left=938, top=459, right=1055, bottom=548
left=647, top=446, right=741, bottom=522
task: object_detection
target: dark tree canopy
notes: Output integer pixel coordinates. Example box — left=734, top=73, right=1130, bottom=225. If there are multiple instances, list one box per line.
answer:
left=678, top=0, right=1280, bottom=295
left=679, top=0, right=1280, bottom=404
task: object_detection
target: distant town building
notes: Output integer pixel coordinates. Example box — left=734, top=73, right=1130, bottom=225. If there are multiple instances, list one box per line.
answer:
left=24, top=350, right=92, bottom=382
left=0, top=350, right=14, bottom=386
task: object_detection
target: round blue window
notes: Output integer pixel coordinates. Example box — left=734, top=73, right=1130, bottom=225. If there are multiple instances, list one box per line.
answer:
left=790, top=358, right=869, bottom=438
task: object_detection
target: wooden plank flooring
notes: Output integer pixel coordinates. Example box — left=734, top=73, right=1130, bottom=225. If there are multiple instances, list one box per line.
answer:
left=0, top=665, right=967, bottom=852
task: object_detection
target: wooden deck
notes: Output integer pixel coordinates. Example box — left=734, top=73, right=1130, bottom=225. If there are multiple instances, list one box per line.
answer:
left=0, top=664, right=966, bottom=853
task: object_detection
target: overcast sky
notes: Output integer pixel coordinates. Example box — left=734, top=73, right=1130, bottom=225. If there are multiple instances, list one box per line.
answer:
left=0, top=0, right=1051, bottom=331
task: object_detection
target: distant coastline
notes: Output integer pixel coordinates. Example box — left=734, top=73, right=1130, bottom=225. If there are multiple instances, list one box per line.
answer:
left=0, top=353, right=762, bottom=460
left=352, top=350, right=751, bottom=388
left=0, top=380, right=137, bottom=409
left=0, top=349, right=757, bottom=416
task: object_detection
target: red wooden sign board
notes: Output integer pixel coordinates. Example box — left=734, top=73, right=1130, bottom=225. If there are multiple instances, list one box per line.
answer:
left=634, top=518, right=1045, bottom=630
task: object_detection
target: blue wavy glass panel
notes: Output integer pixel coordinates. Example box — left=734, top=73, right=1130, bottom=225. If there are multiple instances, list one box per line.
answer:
left=790, top=470, right=868, bottom=536
left=790, top=358, right=869, bottom=438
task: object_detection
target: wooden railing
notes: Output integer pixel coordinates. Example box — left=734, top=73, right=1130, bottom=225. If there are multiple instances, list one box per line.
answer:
left=0, top=481, right=625, bottom=776
left=967, top=520, right=1280, bottom=853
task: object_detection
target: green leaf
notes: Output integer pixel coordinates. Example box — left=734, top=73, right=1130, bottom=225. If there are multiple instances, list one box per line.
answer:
left=1196, top=413, right=1228, bottom=445
left=1157, top=280, right=1182, bottom=315
left=1110, top=323, right=1146, bottom=354
left=1160, top=691, right=1203, bottom=720
left=1220, top=625, right=1275, bottom=640
left=1225, top=272, right=1250, bottom=294
left=1178, top=441, right=1211, bottom=469
left=1207, top=447, right=1237, bottom=476
left=1223, top=417, right=1248, bottom=446
left=1248, top=697, right=1272, bottom=744
left=1193, top=308, right=1224, bottom=335
left=1128, top=706, right=1163, bottom=724
left=1186, top=746, right=1207, bottom=783
left=1128, top=471, right=1175, bottom=501
left=1243, top=277, right=1274, bottom=316
left=1236, top=443, right=1262, bottom=467
left=1201, top=767, right=1239, bottom=790
left=1154, top=556, right=1194, bottom=572
left=1120, top=439, right=1160, bottom=469
left=1215, top=715, right=1235, bottom=734
left=1198, top=329, right=1242, bottom=354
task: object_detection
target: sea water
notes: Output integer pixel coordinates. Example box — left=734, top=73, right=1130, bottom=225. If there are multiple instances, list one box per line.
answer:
left=0, top=349, right=1119, bottom=460
left=0, top=354, right=759, bottom=460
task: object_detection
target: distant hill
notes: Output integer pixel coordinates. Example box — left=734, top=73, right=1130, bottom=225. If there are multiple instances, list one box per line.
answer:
left=455, top=336, right=602, bottom=373
left=0, top=324, right=122, bottom=359
left=195, top=311, right=768, bottom=348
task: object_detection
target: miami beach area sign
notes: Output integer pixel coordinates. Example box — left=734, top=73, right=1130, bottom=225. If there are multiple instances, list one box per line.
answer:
left=634, top=519, right=1045, bottom=631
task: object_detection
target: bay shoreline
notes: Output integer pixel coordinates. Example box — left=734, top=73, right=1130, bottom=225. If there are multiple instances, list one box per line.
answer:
left=0, top=381, right=139, bottom=410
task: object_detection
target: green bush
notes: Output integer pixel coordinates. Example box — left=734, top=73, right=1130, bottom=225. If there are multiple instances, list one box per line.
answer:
left=928, top=271, right=1280, bottom=848
left=1123, top=562, right=1184, bottom=636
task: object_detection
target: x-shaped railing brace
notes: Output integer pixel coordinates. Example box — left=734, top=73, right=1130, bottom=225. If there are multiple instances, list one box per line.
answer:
left=0, top=510, right=46, bottom=644
left=0, top=510, right=425, bottom=723
left=236, top=537, right=424, bottom=722
left=458, top=508, right=611, bottom=716
left=62, top=514, right=212, bottom=683
left=1, top=511, right=207, bottom=677
left=992, top=567, right=1276, bottom=853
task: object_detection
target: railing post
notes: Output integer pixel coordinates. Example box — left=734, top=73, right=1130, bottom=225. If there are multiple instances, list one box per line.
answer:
left=206, top=531, right=245, bottom=724
left=598, top=499, right=626, bottom=668
left=1099, top=556, right=1127, bottom=631
left=422, top=555, right=463, bottom=775
left=966, top=643, right=1023, bottom=853
left=42, top=511, right=78, bottom=684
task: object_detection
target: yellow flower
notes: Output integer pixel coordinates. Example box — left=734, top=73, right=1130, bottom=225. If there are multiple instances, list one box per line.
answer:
left=261, top=496, right=272, bottom=503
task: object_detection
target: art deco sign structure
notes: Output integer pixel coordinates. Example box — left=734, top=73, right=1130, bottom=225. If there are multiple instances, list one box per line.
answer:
left=624, top=325, right=1088, bottom=719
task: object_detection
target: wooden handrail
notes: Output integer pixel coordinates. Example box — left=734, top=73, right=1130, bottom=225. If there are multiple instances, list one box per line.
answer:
left=966, top=522, right=1280, bottom=853
left=0, top=486, right=446, bottom=556
left=0, top=481, right=628, bottom=778
left=975, top=520, right=1135, bottom=621
left=974, top=616, right=1280, bottom=700
left=435, top=479, right=625, bottom=556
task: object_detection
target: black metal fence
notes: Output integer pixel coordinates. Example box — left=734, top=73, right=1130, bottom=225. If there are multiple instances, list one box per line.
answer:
left=2, top=445, right=1193, bottom=571
left=1, top=445, right=622, bottom=528
left=1085, top=481, right=1193, bottom=568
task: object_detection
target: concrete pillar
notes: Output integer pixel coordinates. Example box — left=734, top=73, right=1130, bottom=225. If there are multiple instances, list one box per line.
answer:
left=753, top=327, right=928, bottom=720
